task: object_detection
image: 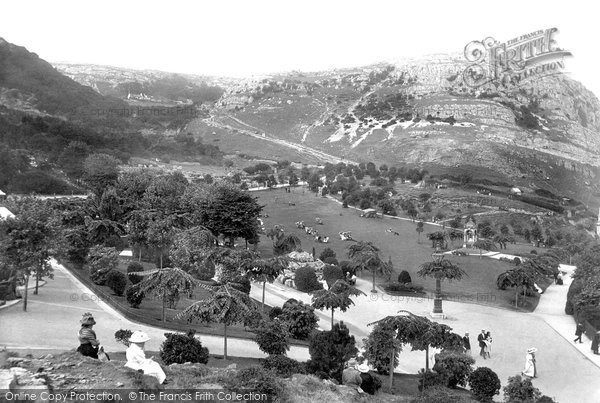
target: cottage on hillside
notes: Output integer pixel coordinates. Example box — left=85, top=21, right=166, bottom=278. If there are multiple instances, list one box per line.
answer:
left=0, top=206, right=15, bottom=220
left=0, top=189, right=6, bottom=201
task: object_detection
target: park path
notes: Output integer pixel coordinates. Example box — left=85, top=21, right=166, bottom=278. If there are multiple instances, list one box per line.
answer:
left=252, top=271, right=600, bottom=403
left=0, top=259, right=309, bottom=361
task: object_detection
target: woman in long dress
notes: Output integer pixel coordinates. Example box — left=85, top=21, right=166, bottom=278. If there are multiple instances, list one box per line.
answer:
left=125, top=331, right=166, bottom=384
left=484, top=331, right=492, bottom=358
left=522, top=347, right=537, bottom=378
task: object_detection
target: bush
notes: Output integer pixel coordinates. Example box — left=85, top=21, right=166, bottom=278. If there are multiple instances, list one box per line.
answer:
left=469, top=367, right=501, bottom=402
left=322, top=265, right=345, bottom=288
left=225, top=367, right=287, bottom=400
left=126, top=285, right=144, bottom=308
left=514, top=257, right=522, bottom=266
left=363, top=320, right=399, bottom=374
left=106, top=270, right=128, bottom=296
left=261, top=355, right=306, bottom=377
left=306, top=322, right=357, bottom=382
left=340, top=261, right=355, bottom=276
left=90, top=268, right=114, bottom=286
left=294, top=266, right=323, bottom=293
left=319, top=248, right=337, bottom=262
left=536, top=396, right=557, bottom=403
left=114, top=329, right=133, bottom=346
left=322, top=257, right=339, bottom=266
left=433, top=351, right=475, bottom=388
left=503, top=375, right=541, bottom=402
left=127, top=262, right=144, bottom=284
left=398, top=270, right=412, bottom=284
left=268, top=306, right=283, bottom=320
left=418, top=369, right=447, bottom=391
left=253, top=320, right=290, bottom=356
left=384, top=283, right=424, bottom=294
left=279, top=299, right=319, bottom=340
left=159, top=330, right=209, bottom=365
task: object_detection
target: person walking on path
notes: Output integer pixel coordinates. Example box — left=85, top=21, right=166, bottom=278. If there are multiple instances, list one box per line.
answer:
left=574, top=322, right=585, bottom=343
left=522, top=347, right=537, bottom=378
left=477, top=329, right=487, bottom=359
left=125, top=331, right=166, bottom=384
left=484, top=331, right=493, bottom=358
left=462, top=333, right=471, bottom=354
left=592, top=331, right=600, bottom=355
left=76, top=312, right=100, bottom=359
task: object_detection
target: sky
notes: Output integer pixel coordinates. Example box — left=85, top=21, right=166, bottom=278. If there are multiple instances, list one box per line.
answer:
left=1, top=0, right=599, bottom=97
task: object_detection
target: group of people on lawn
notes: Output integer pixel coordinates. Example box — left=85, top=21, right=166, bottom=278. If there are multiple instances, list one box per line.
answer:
left=76, top=312, right=166, bottom=384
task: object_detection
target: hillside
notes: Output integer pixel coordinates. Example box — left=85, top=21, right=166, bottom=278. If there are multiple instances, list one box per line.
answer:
left=200, top=55, right=600, bottom=208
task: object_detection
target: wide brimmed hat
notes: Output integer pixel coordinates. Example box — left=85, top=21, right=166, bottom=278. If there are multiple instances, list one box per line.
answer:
left=129, top=331, right=151, bottom=343
left=356, top=363, right=370, bottom=373
left=80, top=313, right=96, bottom=325
left=527, top=347, right=537, bottom=353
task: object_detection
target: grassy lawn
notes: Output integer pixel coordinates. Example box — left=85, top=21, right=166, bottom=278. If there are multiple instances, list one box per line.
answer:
left=254, top=187, right=543, bottom=311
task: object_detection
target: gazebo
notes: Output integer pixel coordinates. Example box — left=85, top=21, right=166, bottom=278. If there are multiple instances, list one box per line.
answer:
left=463, top=217, right=477, bottom=248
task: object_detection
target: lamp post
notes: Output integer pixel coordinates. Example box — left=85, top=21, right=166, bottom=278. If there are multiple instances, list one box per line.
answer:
left=431, top=244, right=446, bottom=318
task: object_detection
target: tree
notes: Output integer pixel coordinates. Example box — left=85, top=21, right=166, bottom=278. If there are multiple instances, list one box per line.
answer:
left=433, top=351, right=475, bottom=388
left=267, top=175, right=277, bottom=188
left=366, top=311, right=462, bottom=390
left=136, top=267, right=198, bottom=322
left=169, top=226, right=218, bottom=279
left=279, top=299, right=319, bottom=339
left=416, top=221, right=424, bottom=243
left=347, top=241, right=391, bottom=293
left=307, top=173, right=322, bottom=193
left=469, top=367, right=501, bottom=402
left=417, top=258, right=467, bottom=315
left=177, top=282, right=257, bottom=360
left=503, top=374, right=541, bottom=402
left=496, top=266, right=537, bottom=307
left=306, top=322, right=358, bottom=382
left=0, top=202, right=57, bottom=310
left=288, top=172, right=299, bottom=186
left=243, top=257, right=286, bottom=312
left=146, top=217, right=175, bottom=269
left=182, top=182, right=263, bottom=246
left=253, top=319, right=290, bottom=356
left=83, top=153, right=120, bottom=198
left=311, top=280, right=365, bottom=328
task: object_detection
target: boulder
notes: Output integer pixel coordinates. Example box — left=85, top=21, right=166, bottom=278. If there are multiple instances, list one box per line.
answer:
left=0, top=369, right=17, bottom=391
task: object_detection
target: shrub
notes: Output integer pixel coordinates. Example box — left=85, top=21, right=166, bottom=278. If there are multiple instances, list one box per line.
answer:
left=225, top=367, right=287, bottom=400
left=127, top=262, right=144, bottom=284
left=503, top=375, right=541, bottom=402
left=90, top=268, right=114, bottom=286
left=159, top=330, right=209, bottom=365
left=322, top=265, right=345, bottom=288
left=432, top=351, right=475, bottom=388
left=514, top=257, right=522, bottom=266
left=280, top=299, right=319, bottom=340
left=106, top=270, right=128, bottom=296
left=268, top=306, right=283, bottom=320
left=319, top=248, right=337, bottom=262
left=340, top=261, right=355, bottom=276
left=536, top=396, right=557, bottom=403
left=126, top=285, right=144, bottom=308
left=243, top=309, right=265, bottom=330
left=469, top=367, right=501, bottom=402
left=322, top=257, right=339, bottom=266
left=229, top=276, right=251, bottom=295
left=418, top=369, right=447, bottom=391
left=253, top=320, right=290, bottom=356
left=398, top=270, right=412, bottom=284
left=306, top=322, right=358, bottom=382
left=342, top=201, right=348, bottom=208
left=114, top=329, right=133, bottom=346
left=87, top=246, right=119, bottom=275
left=294, top=266, right=323, bottom=293
left=261, top=355, right=306, bottom=378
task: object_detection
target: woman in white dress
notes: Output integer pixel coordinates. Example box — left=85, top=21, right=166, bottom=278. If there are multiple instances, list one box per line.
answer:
left=522, top=347, right=537, bottom=378
left=125, top=331, right=166, bottom=384
left=484, top=331, right=492, bottom=358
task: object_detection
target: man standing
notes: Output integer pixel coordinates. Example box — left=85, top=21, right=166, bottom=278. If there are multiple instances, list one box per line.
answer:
left=462, top=333, right=471, bottom=354
left=574, top=322, right=585, bottom=343
left=477, top=329, right=487, bottom=359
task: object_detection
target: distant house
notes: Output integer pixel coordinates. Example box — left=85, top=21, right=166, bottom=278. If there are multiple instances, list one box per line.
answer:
left=510, top=187, right=522, bottom=196
left=0, top=206, right=15, bottom=220
left=0, top=189, right=6, bottom=201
